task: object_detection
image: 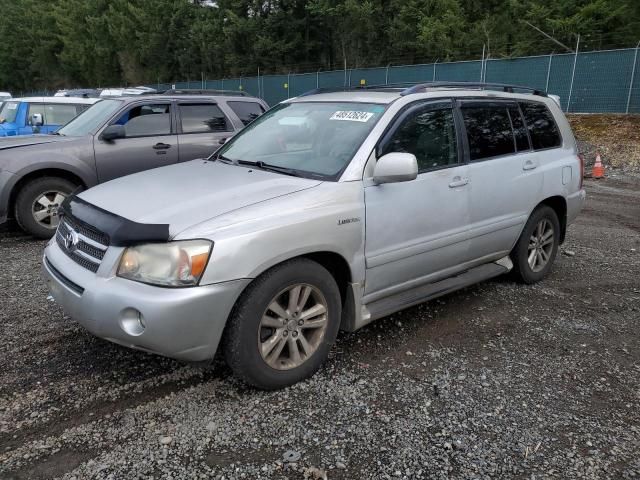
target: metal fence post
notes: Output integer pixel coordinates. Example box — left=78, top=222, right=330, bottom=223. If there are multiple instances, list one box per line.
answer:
left=385, top=64, right=390, bottom=84
left=480, top=44, right=485, bottom=81
left=433, top=61, right=437, bottom=81
left=287, top=72, right=290, bottom=99
left=317, top=69, right=320, bottom=88
left=545, top=54, right=553, bottom=92
left=567, top=34, right=580, bottom=112
left=626, top=41, right=640, bottom=114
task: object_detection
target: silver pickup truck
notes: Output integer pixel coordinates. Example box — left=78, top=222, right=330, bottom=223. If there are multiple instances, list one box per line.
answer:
left=0, top=92, right=267, bottom=237
left=43, top=83, right=586, bottom=389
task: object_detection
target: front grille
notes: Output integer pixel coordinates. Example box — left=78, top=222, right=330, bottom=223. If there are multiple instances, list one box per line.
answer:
left=56, top=216, right=109, bottom=273
left=62, top=214, right=109, bottom=246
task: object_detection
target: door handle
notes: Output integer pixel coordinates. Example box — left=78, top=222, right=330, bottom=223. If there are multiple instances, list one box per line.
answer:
left=153, top=143, right=171, bottom=150
left=523, top=159, right=537, bottom=170
left=448, top=176, right=469, bottom=188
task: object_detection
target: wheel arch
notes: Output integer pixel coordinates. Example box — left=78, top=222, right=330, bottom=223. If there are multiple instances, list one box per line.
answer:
left=8, top=168, right=87, bottom=219
left=537, top=195, right=568, bottom=244
left=235, top=250, right=356, bottom=331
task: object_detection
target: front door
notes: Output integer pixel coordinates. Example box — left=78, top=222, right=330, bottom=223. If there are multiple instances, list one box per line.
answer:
left=94, top=102, right=179, bottom=182
left=364, top=100, right=472, bottom=297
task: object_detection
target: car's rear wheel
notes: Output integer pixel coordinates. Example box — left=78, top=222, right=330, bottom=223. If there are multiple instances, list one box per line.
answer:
left=15, top=177, right=77, bottom=239
left=510, top=205, right=560, bottom=284
left=223, top=258, right=341, bottom=390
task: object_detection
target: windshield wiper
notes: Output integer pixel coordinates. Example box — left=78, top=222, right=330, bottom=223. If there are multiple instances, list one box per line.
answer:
left=50, top=131, right=64, bottom=136
left=237, top=160, right=300, bottom=177
left=216, top=154, right=237, bottom=165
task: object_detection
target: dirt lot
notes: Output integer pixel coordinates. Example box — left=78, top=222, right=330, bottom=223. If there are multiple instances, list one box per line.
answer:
left=0, top=175, right=639, bottom=480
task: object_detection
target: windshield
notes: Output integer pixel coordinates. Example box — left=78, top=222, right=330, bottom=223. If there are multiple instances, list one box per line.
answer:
left=217, top=101, right=386, bottom=179
left=57, top=99, right=123, bottom=136
left=0, top=101, right=20, bottom=124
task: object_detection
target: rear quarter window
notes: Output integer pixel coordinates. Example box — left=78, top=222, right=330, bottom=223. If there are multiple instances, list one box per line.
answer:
left=519, top=102, right=562, bottom=150
left=227, top=101, right=265, bottom=126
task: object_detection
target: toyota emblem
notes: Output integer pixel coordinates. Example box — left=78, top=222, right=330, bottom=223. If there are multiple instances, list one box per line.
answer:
left=64, top=229, right=79, bottom=251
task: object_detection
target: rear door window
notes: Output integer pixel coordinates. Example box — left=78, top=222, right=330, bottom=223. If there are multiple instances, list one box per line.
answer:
left=179, top=103, right=230, bottom=133
left=381, top=103, right=458, bottom=172
left=508, top=106, right=530, bottom=152
left=227, top=101, right=265, bottom=126
left=461, top=105, right=515, bottom=161
left=519, top=102, right=562, bottom=150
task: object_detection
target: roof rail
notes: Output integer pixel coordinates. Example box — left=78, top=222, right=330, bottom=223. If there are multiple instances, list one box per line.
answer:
left=297, top=82, right=547, bottom=99
left=161, top=88, right=249, bottom=97
left=400, top=82, right=547, bottom=97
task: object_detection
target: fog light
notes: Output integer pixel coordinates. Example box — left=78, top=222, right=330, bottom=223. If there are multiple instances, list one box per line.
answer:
left=119, top=308, right=146, bottom=336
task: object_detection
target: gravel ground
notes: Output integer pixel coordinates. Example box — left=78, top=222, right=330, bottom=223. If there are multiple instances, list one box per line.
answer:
left=0, top=176, right=639, bottom=480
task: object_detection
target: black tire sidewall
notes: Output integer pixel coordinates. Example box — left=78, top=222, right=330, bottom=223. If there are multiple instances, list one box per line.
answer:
left=512, top=206, right=560, bottom=284
left=223, top=259, right=341, bottom=390
left=15, top=177, right=76, bottom=239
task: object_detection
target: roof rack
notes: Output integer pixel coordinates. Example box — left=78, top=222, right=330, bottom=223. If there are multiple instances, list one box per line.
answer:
left=298, top=81, right=547, bottom=98
left=160, top=88, right=249, bottom=97
left=399, top=82, right=547, bottom=97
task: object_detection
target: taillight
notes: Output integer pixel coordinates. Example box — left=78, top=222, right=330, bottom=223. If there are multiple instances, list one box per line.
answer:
left=577, top=154, right=584, bottom=189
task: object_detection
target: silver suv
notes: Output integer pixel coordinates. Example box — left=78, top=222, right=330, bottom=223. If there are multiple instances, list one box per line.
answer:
left=43, top=82, right=586, bottom=389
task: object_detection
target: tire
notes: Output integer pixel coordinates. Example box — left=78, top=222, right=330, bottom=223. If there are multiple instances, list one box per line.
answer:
left=222, top=258, right=341, bottom=390
left=510, top=205, right=561, bottom=284
left=15, top=177, right=77, bottom=239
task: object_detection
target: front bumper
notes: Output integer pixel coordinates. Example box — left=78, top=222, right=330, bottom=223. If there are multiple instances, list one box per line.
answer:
left=42, top=240, right=250, bottom=362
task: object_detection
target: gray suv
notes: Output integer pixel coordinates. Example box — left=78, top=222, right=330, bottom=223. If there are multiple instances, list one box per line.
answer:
left=43, top=82, right=586, bottom=389
left=0, top=93, right=268, bottom=237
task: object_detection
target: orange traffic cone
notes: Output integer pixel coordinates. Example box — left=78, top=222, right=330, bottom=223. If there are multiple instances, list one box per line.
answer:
left=592, top=152, right=604, bottom=179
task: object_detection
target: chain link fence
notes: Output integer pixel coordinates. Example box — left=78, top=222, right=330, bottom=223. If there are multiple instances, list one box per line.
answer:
left=159, top=46, right=640, bottom=113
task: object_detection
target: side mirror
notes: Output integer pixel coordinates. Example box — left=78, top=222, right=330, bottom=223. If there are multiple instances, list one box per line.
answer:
left=101, top=124, right=126, bottom=141
left=373, top=152, right=418, bottom=184
left=31, top=113, right=44, bottom=127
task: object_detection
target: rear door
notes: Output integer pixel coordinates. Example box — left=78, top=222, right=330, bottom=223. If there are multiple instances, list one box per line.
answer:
left=461, top=100, right=544, bottom=261
left=94, top=101, right=179, bottom=182
left=176, top=102, right=234, bottom=161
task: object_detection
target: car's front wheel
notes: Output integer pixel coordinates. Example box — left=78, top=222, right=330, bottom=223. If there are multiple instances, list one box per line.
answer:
left=15, top=177, right=77, bottom=239
left=223, top=258, right=341, bottom=390
left=510, top=205, right=561, bottom=284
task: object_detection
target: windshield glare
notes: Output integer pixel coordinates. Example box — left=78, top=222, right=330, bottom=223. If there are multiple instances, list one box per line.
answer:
left=218, top=102, right=386, bottom=179
left=0, top=101, right=20, bottom=124
left=58, top=99, right=123, bottom=136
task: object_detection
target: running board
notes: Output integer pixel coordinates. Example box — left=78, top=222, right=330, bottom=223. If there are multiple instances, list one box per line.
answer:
left=364, top=261, right=510, bottom=323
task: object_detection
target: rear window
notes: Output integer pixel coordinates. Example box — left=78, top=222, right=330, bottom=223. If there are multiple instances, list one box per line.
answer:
left=461, top=105, right=515, bottom=161
left=227, top=101, right=265, bottom=126
left=519, top=102, right=562, bottom=150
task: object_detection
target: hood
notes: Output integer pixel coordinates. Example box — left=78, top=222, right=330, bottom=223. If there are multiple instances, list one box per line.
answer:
left=0, top=134, right=70, bottom=150
left=78, top=160, right=323, bottom=236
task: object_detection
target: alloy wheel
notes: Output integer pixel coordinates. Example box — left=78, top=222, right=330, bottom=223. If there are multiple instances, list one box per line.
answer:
left=527, top=218, right=555, bottom=272
left=258, top=284, right=329, bottom=370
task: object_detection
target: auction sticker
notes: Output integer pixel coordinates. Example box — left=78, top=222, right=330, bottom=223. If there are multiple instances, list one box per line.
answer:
left=330, top=111, right=374, bottom=122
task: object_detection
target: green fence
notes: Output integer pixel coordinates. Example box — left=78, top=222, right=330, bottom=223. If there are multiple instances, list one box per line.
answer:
left=161, top=46, right=640, bottom=113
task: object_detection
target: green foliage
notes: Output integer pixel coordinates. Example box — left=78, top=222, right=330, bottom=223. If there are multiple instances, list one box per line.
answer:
left=0, top=0, right=637, bottom=92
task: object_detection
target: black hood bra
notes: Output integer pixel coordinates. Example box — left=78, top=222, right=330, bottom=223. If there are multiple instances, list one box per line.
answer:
left=59, top=194, right=170, bottom=247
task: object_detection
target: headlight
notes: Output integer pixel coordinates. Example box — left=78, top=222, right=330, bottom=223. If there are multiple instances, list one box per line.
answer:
left=117, top=240, right=212, bottom=287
